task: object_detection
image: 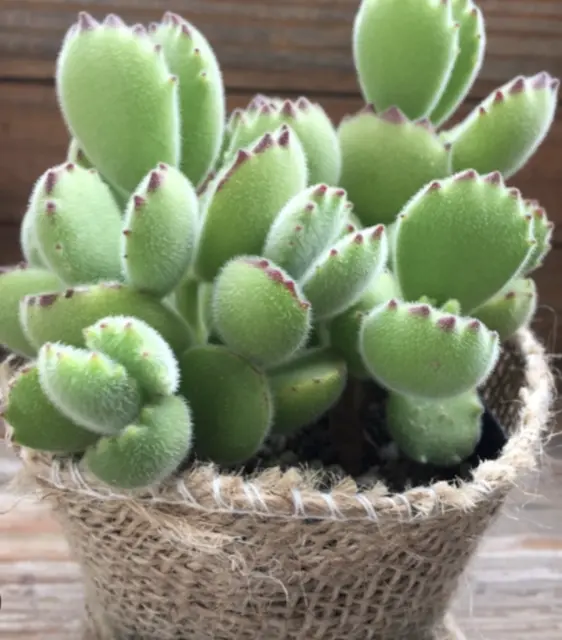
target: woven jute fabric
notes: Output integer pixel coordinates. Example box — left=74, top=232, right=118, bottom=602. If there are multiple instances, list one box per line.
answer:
left=4, top=328, right=555, bottom=640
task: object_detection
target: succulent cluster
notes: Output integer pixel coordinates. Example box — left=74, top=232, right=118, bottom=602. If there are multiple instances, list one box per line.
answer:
left=0, top=1, right=557, bottom=488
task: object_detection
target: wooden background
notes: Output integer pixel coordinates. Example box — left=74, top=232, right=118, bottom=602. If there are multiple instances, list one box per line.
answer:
left=1, top=0, right=561, bottom=352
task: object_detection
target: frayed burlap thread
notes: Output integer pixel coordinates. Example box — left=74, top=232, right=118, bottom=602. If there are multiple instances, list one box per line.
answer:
left=6, top=329, right=555, bottom=640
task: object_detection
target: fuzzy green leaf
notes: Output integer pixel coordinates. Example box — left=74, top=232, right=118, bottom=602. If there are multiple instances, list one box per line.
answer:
left=353, top=0, right=459, bottom=119
left=21, top=282, right=194, bottom=357
left=338, top=107, right=451, bottom=226
left=30, top=163, right=124, bottom=285
left=262, top=184, right=350, bottom=279
left=121, top=163, right=199, bottom=297
left=522, top=199, right=554, bottom=274
left=83, top=315, right=180, bottom=397
left=66, top=137, right=129, bottom=208
left=386, top=389, right=483, bottom=466
left=194, top=126, right=308, bottom=281
left=0, top=267, right=63, bottom=358
left=150, top=12, right=226, bottom=188
left=212, top=256, right=312, bottom=367
left=300, top=225, right=388, bottom=321
left=84, top=395, right=193, bottom=489
left=224, top=95, right=341, bottom=186
left=268, top=348, right=347, bottom=435
left=20, top=208, right=47, bottom=269
left=393, top=171, right=535, bottom=313
left=328, top=269, right=400, bottom=378
left=359, top=300, right=500, bottom=398
left=447, top=72, right=559, bottom=178
left=179, top=344, right=273, bottom=465
left=4, top=365, right=100, bottom=453
left=172, top=275, right=212, bottom=343
left=56, top=13, right=180, bottom=194
left=471, top=278, right=537, bottom=341
left=37, top=342, right=143, bottom=435
left=429, top=0, right=486, bottom=126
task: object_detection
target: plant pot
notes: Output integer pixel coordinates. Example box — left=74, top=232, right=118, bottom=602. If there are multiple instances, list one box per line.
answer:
left=5, top=328, right=554, bottom=640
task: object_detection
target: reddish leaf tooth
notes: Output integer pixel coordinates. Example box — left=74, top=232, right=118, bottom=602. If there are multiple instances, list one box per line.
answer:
left=379, top=106, right=407, bottom=124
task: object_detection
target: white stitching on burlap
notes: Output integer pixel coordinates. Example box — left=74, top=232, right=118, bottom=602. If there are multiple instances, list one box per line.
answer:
left=70, top=462, right=90, bottom=492
left=176, top=478, right=198, bottom=506
left=243, top=482, right=270, bottom=513
left=354, top=493, right=378, bottom=521
left=321, top=492, right=345, bottom=520
left=394, top=493, right=414, bottom=520
left=212, top=476, right=228, bottom=508
left=291, top=488, right=306, bottom=517
left=50, top=459, right=64, bottom=489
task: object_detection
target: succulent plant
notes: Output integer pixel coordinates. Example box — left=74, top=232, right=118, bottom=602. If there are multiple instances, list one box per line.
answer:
left=5, top=316, right=193, bottom=488
left=221, top=95, right=342, bottom=187
left=346, top=0, right=558, bottom=226
left=0, top=2, right=557, bottom=486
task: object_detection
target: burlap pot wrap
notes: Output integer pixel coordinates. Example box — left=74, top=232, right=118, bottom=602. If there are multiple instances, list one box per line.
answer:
left=7, top=328, right=555, bottom=640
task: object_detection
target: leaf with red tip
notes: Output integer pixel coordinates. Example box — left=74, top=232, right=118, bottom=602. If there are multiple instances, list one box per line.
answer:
left=277, top=126, right=291, bottom=147
left=0, top=268, right=64, bottom=358
left=103, top=14, right=125, bottom=28
left=37, top=342, right=142, bottom=435
left=56, top=15, right=180, bottom=193
left=281, top=100, right=298, bottom=118
left=454, top=168, right=477, bottom=180
left=379, top=106, right=408, bottom=124
left=353, top=0, right=460, bottom=119
left=521, top=201, right=554, bottom=274
left=482, top=170, right=503, bottom=185
left=4, top=364, right=101, bottom=453
left=247, top=94, right=270, bottom=111
left=447, top=72, right=559, bottom=178
left=509, top=77, right=526, bottom=94
left=393, top=171, right=535, bottom=313
left=194, top=126, right=308, bottom=281
left=84, top=315, right=180, bottom=397
left=20, top=282, right=194, bottom=357
left=162, top=11, right=182, bottom=26
left=471, top=277, right=537, bottom=341
left=223, top=95, right=341, bottom=186
left=359, top=300, right=499, bottom=398
left=149, top=16, right=226, bottom=188
left=29, top=163, right=124, bottom=286
left=212, top=256, right=312, bottom=367
left=253, top=132, right=275, bottom=153
left=132, top=24, right=147, bottom=37
left=77, top=11, right=99, bottom=32
left=121, top=164, right=199, bottom=297
left=338, top=108, right=451, bottom=226
left=262, top=184, right=351, bottom=279
left=299, top=224, right=389, bottom=321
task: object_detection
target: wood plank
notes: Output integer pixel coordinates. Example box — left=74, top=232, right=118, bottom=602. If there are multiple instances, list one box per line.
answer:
left=1, top=0, right=562, bottom=98
left=1, top=442, right=561, bottom=639
left=0, top=225, right=25, bottom=266
left=1, top=220, right=561, bottom=358
left=1, top=81, right=561, bottom=238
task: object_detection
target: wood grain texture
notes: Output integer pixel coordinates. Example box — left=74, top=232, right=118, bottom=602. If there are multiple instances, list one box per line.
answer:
left=1, top=438, right=562, bottom=639
left=1, top=81, right=562, bottom=235
left=1, top=0, right=562, bottom=98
